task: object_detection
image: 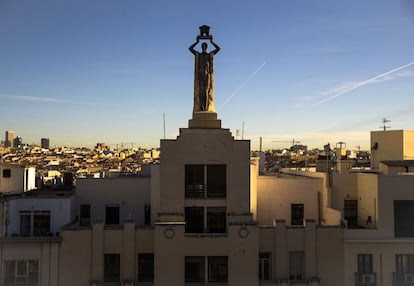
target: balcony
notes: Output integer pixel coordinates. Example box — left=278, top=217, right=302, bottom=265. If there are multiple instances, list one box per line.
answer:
left=355, top=272, right=377, bottom=286
left=185, top=184, right=226, bottom=199
left=394, top=272, right=414, bottom=286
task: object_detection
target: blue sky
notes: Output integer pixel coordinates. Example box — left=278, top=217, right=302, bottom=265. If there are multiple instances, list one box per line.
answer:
left=1, top=0, right=414, bottom=150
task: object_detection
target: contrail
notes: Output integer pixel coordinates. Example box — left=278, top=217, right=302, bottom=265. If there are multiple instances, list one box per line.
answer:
left=314, top=61, right=414, bottom=106
left=0, top=93, right=107, bottom=105
left=218, top=61, right=266, bottom=110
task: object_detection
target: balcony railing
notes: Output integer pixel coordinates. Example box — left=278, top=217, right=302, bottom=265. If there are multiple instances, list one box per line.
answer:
left=393, top=272, right=414, bottom=286
left=185, top=184, right=226, bottom=199
left=355, top=272, right=377, bottom=286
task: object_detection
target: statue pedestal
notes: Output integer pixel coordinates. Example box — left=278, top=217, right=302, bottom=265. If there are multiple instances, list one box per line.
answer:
left=189, top=111, right=221, bottom=129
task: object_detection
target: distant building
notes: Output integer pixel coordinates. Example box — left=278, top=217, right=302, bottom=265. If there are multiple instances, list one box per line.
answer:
left=5, top=130, right=15, bottom=147
left=13, top=136, right=22, bottom=148
left=41, top=138, right=50, bottom=149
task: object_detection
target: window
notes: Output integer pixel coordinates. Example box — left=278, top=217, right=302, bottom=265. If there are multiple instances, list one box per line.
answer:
left=394, top=200, right=414, bottom=237
left=289, top=251, right=304, bottom=281
left=80, top=204, right=91, bottom=227
left=185, top=207, right=204, bottom=233
left=105, top=205, right=120, bottom=225
left=185, top=207, right=227, bottom=234
left=259, top=252, right=271, bottom=281
left=206, top=165, right=226, bottom=198
left=138, top=254, right=154, bottom=282
left=344, top=200, right=358, bottom=227
left=185, top=164, right=226, bottom=198
left=207, top=207, right=226, bottom=233
left=104, top=254, right=120, bottom=283
left=19, top=211, right=51, bottom=236
left=2, top=169, right=11, bottom=178
left=208, top=256, right=228, bottom=282
left=185, top=256, right=205, bottom=283
left=144, top=204, right=151, bottom=225
left=33, top=211, right=51, bottom=236
left=291, top=204, right=304, bottom=226
left=4, top=260, right=38, bottom=284
left=185, top=165, right=204, bottom=198
left=358, top=254, right=373, bottom=274
left=396, top=254, right=414, bottom=274
left=20, top=212, right=31, bottom=236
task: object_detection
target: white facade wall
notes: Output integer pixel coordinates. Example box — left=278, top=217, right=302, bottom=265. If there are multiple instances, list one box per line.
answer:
left=0, top=165, right=36, bottom=193
left=76, top=177, right=151, bottom=225
left=6, top=196, right=75, bottom=236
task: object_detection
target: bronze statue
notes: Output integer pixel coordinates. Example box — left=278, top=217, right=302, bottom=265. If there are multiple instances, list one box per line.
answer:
left=189, top=25, right=220, bottom=113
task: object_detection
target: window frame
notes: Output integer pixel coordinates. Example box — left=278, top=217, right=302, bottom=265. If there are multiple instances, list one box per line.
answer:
left=291, top=204, right=304, bottom=226
left=185, top=256, right=205, bottom=283
left=103, top=253, right=120, bottom=283
left=4, top=260, right=38, bottom=284
left=208, top=256, right=228, bottom=283
left=138, top=253, right=154, bottom=282
left=259, top=252, right=272, bottom=281
left=105, top=205, right=120, bottom=225
left=2, top=169, right=11, bottom=178
left=184, top=164, right=226, bottom=199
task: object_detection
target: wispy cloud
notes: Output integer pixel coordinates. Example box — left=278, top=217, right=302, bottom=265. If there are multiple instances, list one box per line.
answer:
left=0, top=94, right=92, bottom=105
left=314, top=61, right=414, bottom=106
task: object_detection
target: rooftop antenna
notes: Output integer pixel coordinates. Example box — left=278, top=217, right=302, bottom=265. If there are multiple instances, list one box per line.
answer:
left=163, top=113, right=166, bottom=139
left=242, top=122, right=245, bottom=140
left=380, top=117, right=391, bottom=131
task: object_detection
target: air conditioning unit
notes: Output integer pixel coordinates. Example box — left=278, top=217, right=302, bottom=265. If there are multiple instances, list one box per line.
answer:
left=362, top=274, right=374, bottom=284
left=404, top=274, right=414, bottom=283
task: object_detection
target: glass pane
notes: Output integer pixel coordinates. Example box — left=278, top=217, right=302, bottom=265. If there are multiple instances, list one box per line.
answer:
left=104, top=254, right=120, bottom=282
left=207, top=207, right=226, bottom=233
left=185, top=165, right=205, bottom=198
left=208, top=256, right=228, bottom=282
left=207, top=165, right=226, bottom=198
left=33, top=211, right=51, bottom=236
left=185, top=256, right=205, bottom=282
left=138, top=253, right=154, bottom=282
left=20, top=213, right=31, bottom=236
left=185, top=207, right=204, bottom=233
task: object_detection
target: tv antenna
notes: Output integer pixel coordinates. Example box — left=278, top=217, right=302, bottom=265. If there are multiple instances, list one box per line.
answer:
left=380, top=118, right=391, bottom=131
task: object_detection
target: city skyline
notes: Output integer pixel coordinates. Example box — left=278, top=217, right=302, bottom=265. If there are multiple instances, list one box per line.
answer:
left=1, top=0, right=414, bottom=150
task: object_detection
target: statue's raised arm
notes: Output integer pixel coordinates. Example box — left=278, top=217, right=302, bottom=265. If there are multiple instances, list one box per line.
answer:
left=209, top=39, right=220, bottom=55
left=188, top=39, right=199, bottom=55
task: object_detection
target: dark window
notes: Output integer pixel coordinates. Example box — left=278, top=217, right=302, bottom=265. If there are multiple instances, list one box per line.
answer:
left=20, top=211, right=31, bottom=236
left=138, top=253, right=154, bottom=282
left=394, top=200, right=414, bottom=237
left=104, top=254, right=120, bottom=283
left=344, top=200, right=358, bottom=227
left=358, top=254, right=373, bottom=274
left=185, top=165, right=205, bottom=198
left=207, top=165, right=226, bottom=198
left=207, top=207, right=226, bottom=233
left=291, top=204, right=304, bottom=226
left=185, top=256, right=205, bottom=283
left=396, top=254, right=414, bottom=274
left=144, top=204, right=151, bottom=225
left=33, top=211, right=50, bottom=236
left=355, top=254, right=376, bottom=286
left=185, top=207, right=204, bottom=233
left=289, top=251, right=304, bottom=280
left=259, top=252, right=271, bottom=281
left=106, top=205, right=120, bottom=225
left=208, top=256, right=228, bottom=282
left=3, top=169, right=11, bottom=178
left=80, top=204, right=91, bottom=227
left=185, top=164, right=226, bottom=199
left=5, top=260, right=38, bottom=284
